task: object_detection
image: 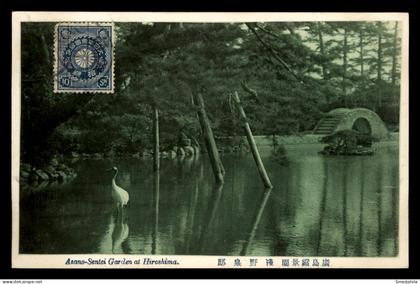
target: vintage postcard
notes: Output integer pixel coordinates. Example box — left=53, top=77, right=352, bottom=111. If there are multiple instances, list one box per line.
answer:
left=11, top=12, right=409, bottom=268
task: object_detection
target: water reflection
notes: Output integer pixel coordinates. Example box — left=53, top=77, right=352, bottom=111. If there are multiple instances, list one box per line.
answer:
left=112, top=215, right=130, bottom=253
left=198, top=182, right=224, bottom=254
left=98, top=214, right=130, bottom=254
left=274, top=147, right=399, bottom=257
left=240, top=188, right=272, bottom=256
left=20, top=144, right=399, bottom=257
left=183, top=159, right=203, bottom=254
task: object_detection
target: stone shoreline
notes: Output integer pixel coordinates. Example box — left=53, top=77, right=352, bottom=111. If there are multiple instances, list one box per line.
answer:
left=222, top=132, right=399, bottom=148
left=19, top=133, right=398, bottom=191
left=20, top=158, right=77, bottom=190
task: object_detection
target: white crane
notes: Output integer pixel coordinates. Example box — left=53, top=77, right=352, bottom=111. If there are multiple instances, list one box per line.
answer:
left=110, top=166, right=129, bottom=213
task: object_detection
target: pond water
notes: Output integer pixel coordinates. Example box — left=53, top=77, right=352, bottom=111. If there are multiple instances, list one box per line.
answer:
left=20, top=143, right=399, bottom=257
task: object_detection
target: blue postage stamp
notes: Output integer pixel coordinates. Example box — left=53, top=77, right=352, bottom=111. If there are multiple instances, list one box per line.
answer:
left=54, top=23, right=115, bottom=93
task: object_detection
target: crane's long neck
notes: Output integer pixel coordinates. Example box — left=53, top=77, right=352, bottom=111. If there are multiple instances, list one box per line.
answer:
left=112, top=169, right=118, bottom=188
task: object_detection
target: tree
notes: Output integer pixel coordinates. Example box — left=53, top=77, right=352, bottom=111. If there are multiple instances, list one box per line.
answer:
left=390, top=22, right=401, bottom=86
left=21, top=21, right=402, bottom=166
left=21, top=23, right=95, bottom=166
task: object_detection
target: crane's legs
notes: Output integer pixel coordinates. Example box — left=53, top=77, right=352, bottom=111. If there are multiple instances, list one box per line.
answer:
left=115, top=202, right=121, bottom=215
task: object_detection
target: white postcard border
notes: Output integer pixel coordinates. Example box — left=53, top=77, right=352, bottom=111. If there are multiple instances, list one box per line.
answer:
left=11, top=12, right=409, bottom=269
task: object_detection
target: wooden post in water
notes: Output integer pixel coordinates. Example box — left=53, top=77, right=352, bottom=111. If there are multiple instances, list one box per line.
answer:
left=232, top=91, right=273, bottom=189
left=193, top=92, right=225, bottom=184
left=151, top=169, right=160, bottom=254
left=153, top=105, right=160, bottom=172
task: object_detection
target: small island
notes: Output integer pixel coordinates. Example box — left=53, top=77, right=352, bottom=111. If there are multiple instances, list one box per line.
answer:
left=319, top=130, right=376, bottom=156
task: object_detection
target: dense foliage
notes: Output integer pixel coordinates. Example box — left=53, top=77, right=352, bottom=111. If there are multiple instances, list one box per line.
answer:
left=21, top=21, right=401, bottom=165
left=320, top=130, right=376, bottom=155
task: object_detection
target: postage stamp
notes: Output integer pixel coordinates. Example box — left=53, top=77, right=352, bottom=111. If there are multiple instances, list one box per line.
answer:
left=11, top=12, right=409, bottom=269
left=54, top=23, right=114, bottom=93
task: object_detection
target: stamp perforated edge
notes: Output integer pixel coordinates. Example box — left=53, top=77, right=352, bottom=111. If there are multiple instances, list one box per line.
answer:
left=53, top=22, right=116, bottom=94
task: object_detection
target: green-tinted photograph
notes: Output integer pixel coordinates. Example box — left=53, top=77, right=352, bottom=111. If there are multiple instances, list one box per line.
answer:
left=15, top=15, right=405, bottom=266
